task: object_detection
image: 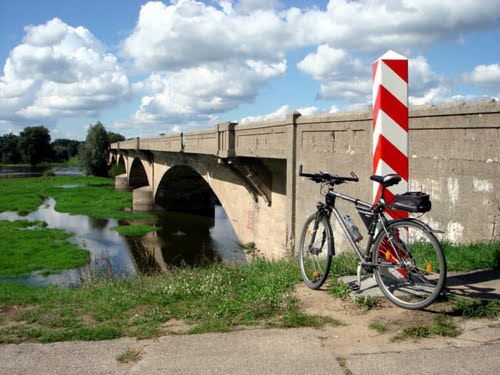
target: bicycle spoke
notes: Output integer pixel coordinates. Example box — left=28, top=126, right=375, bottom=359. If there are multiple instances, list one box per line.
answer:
left=373, top=220, right=446, bottom=310
left=299, top=213, right=332, bottom=289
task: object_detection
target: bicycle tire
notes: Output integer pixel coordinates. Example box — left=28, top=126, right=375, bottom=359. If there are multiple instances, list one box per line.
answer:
left=299, top=212, right=333, bottom=289
left=372, top=219, right=447, bottom=310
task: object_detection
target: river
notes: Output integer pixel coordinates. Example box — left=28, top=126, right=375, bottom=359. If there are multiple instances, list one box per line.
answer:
left=0, top=166, right=245, bottom=286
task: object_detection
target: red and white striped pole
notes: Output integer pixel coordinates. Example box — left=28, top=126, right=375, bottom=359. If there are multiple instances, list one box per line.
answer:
left=372, top=50, right=408, bottom=219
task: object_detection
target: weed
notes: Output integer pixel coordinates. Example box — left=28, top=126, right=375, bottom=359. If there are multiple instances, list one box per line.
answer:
left=337, top=356, right=353, bottom=375
left=280, top=310, right=343, bottom=328
left=330, top=252, right=358, bottom=277
left=431, top=314, right=461, bottom=337
left=354, top=296, right=381, bottom=311
left=237, top=241, right=261, bottom=259
left=392, top=314, right=460, bottom=341
left=329, top=280, right=351, bottom=299
left=369, top=321, right=388, bottom=334
left=42, top=170, right=55, bottom=177
left=117, top=348, right=142, bottom=364
left=452, top=298, right=500, bottom=319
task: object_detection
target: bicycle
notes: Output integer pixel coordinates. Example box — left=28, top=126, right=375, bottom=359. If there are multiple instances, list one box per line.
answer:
left=298, top=165, right=447, bottom=310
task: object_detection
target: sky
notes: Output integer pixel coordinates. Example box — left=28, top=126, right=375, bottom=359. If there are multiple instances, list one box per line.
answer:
left=0, top=0, right=499, bottom=141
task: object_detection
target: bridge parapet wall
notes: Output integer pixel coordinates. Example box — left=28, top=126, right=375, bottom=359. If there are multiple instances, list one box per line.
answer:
left=139, top=134, right=183, bottom=152
left=183, top=128, right=218, bottom=154
left=233, top=118, right=292, bottom=159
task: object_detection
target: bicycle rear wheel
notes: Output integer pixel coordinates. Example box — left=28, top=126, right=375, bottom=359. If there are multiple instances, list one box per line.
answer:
left=299, top=212, right=333, bottom=289
left=372, top=219, right=446, bottom=310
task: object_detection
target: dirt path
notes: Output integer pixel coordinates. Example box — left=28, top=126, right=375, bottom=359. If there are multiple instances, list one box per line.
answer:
left=295, top=283, right=500, bottom=357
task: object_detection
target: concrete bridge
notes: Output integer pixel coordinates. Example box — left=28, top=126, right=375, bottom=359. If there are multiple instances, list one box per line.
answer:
left=109, top=100, right=500, bottom=258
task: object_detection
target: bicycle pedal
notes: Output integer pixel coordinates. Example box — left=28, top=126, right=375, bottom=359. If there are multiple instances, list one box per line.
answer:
left=347, top=281, right=360, bottom=291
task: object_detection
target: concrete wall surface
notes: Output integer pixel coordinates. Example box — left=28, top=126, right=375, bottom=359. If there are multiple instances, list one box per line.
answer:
left=295, top=100, right=499, bottom=250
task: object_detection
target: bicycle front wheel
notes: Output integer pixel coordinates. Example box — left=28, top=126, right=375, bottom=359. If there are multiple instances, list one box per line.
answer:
left=372, top=219, right=446, bottom=310
left=299, top=212, right=333, bottom=289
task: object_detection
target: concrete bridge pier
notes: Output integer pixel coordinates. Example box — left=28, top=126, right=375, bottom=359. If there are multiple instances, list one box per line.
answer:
left=133, top=186, right=155, bottom=211
left=115, top=174, right=129, bottom=190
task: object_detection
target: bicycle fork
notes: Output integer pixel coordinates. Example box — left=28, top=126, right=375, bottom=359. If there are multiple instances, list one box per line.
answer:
left=308, top=211, right=328, bottom=256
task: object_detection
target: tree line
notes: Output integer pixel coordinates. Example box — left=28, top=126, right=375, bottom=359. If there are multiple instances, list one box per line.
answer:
left=0, top=122, right=125, bottom=177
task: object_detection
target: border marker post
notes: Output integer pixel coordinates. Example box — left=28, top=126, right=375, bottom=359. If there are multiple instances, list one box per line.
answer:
left=372, top=50, right=409, bottom=219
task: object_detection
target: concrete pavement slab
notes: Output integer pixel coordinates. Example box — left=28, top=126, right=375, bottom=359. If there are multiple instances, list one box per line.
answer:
left=0, top=337, right=135, bottom=375
left=347, top=343, right=500, bottom=375
left=0, top=328, right=344, bottom=375
left=127, top=328, right=343, bottom=375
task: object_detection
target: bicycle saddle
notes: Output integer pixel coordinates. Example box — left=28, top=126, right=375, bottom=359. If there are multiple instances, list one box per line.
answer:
left=370, top=174, right=401, bottom=187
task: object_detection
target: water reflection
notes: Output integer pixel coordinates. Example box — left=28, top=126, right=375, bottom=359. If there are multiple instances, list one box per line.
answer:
left=124, top=207, right=245, bottom=270
left=0, top=165, right=82, bottom=178
left=0, top=198, right=245, bottom=287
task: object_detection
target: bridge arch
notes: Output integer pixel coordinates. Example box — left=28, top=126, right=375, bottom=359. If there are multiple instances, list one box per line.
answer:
left=155, top=164, right=218, bottom=216
left=117, top=154, right=126, bottom=170
left=129, top=157, right=150, bottom=188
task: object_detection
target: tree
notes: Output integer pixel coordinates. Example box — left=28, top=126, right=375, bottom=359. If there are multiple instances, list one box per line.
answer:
left=18, top=126, right=52, bottom=165
left=0, top=133, right=21, bottom=163
left=108, top=132, right=126, bottom=144
left=51, top=139, right=82, bottom=160
left=78, top=122, right=110, bottom=177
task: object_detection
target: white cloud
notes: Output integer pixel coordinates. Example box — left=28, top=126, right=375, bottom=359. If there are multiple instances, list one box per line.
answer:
left=297, top=45, right=371, bottom=104
left=463, top=64, right=500, bottom=88
left=240, top=105, right=290, bottom=123
left=129, top=59, right=286, bottom=126
left=297, top=106, right=320, bottom=116
left=239, top=104, right=320, bottom=124
left=287, top=0, right=500, bottom=52
left=408, top=55, right=451, bottom=105
left=0, top=18, right=129, bottom=126
left=124, top=0, right=500, bottom=73
left=121, top=0, right=290, bottom=72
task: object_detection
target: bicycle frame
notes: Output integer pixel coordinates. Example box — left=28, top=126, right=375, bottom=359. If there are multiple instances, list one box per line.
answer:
left=320, top=189, right=382, bottom=265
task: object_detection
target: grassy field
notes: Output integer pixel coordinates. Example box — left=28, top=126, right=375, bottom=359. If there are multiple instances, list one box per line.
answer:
left=0, top=260, right=342, bottom=344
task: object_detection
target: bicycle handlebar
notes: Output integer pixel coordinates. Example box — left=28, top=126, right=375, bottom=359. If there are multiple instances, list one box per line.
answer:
left=298, top=165, right=359, bottom=184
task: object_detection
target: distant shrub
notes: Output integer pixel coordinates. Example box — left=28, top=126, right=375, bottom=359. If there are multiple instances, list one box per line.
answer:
left=42, top=169, right=56, bottom=177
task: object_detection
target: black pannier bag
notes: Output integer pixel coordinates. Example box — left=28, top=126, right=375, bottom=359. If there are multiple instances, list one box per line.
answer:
left=392, top=192, right=431, bottom=213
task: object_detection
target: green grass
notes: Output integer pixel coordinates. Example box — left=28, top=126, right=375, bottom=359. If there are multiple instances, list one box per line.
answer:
left=0, top=176, right=152, bottom=220
left=0, top=260, right=342, bottom=344
left=327, top=241, right=499, bottom=278
left=111, top=224, right=159, bottom=237
left=368, top=321, right=389, bottom=334
left=442, top=241, right=500, bottom=271
left=0, top=220, right=90, bottom=278
left=452, top=298, right=500, bottom=319
left=329, top=280, right=352, bottom=299
left=392, top=314, right=460, bottom=341
left=330, top=252, right=359, bottom=276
